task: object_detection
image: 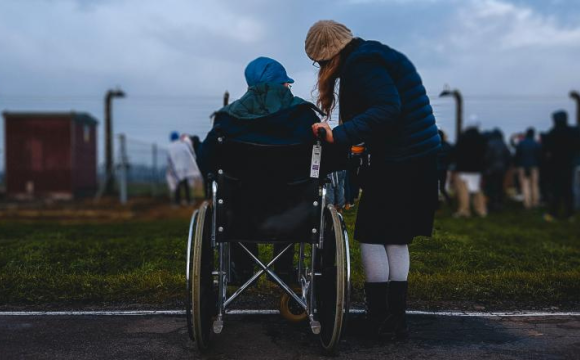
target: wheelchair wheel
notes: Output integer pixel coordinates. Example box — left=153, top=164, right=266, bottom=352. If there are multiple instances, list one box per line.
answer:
left=185, top=209, right=199, bottom=342
left=190, top=201, right=217, bottom=352
left=316, top=205, right=349, bottom=354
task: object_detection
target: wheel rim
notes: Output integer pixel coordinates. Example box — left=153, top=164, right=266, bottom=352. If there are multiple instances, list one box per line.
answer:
left=317, top=205, right=347, bottom=353
left=186, top=210, right=199, bottom=342
left=192, top=202, right=216, bottom=351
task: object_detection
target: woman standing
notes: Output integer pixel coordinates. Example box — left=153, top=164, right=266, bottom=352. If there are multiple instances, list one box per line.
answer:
left=306, top=20, right=440, bottom=338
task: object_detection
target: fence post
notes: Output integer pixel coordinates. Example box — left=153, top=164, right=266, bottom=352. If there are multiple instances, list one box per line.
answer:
left=439, top=87, right=463, bottom=141
left=118, top=134, right=128, bottom=204
left=223, top=91, right=230, bottom=107
left=151, top=143, right=158, bottom=197
left=104, top=89, right=125, bottom=195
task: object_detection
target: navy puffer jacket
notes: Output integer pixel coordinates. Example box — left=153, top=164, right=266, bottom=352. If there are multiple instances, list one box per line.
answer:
left=333, top=39, right=440, bottom=162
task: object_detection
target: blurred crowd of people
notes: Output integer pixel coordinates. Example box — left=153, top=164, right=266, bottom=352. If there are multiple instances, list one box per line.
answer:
left=166, top=132, right=203, bottom=206
left=169, top=109, right=580, bottom=220
left=437, top=110, right=580, bottom=221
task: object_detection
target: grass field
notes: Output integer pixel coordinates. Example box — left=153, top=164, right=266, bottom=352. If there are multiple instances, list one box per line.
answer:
left=0, top=204, right=579, bottom=310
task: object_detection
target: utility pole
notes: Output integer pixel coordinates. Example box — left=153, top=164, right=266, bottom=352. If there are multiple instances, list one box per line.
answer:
left=439, top=87, right=463, bottom=141
left=223, top=91, right=230, bottom=107
left=570, top=91, right=580, bottom=126
left=104, top=88, right=125, bottom=194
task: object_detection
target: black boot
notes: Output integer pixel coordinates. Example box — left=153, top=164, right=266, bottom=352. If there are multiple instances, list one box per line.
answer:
left=381, top=281, right=409, bottom=339
left=364, top=282, right=389, bottom=336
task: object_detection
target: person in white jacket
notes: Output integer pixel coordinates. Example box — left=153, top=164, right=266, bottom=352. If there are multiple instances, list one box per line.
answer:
left=166, top=131, right=202, bottom=205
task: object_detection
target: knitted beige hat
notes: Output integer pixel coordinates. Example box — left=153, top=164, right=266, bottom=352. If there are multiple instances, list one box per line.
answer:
left=305, top=20, right=354, bottom=62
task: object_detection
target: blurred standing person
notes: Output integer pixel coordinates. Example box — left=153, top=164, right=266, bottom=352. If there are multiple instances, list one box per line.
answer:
left=575, top=155, right=580, bottom=211
left=484, top=129, right=512, bottom=212
left=345, top=144, right=365, bottom=209
left=543, top=111, right=580, bottom=221
left=515, top=128, right=542, bottom=209
left=452, top=126, right=487, bottom=217
left=539, top=132, right=552, bottom=206
left=306, top=20, right=441, bottom=338
left=181, top=133, right=204, bottom=198
left=190, top=135, right=202, bottom=159
left=326, top=170, right=347, bottom=211
left=180, top=133, right=194, bottom=153
left=166, top=131, right=201, bottom=206
left=574, top=127, right=580, bottom=211
left=344, top=171, right=357, bottom=209
left=325, top=118, right=347, bottom=211
left=437, top=129, right=453, bottom=206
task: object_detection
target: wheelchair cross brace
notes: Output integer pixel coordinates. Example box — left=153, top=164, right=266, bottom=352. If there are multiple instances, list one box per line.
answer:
left=213, top=241, right=321, bottom=335
left=224, top=243, right=303, bottom=309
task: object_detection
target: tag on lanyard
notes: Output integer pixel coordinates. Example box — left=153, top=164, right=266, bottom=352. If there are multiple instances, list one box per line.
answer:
left=310, top=144, right=322, bottom=178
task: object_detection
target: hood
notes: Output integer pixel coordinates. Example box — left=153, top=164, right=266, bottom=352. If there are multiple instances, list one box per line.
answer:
left=219, top=83, right=313, bottom=120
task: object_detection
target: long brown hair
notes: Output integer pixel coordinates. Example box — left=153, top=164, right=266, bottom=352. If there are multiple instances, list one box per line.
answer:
left=314, top=38, right=360, bottom=119
left=315, top=55, right=343, bottom=119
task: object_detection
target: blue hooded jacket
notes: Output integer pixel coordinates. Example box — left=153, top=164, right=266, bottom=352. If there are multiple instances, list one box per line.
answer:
left=197, top=83, right=347, bottom=177
left=333, top=39, right=440, bottom=162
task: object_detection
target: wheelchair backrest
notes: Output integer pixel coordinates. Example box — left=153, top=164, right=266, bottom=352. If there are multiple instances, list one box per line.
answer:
left=213, top=140, right=321, bottom=243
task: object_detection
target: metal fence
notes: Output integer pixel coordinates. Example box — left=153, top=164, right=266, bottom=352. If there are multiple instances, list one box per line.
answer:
left=96, top=134, right=169, bottom=202
left=117, top=134, right=169, bottom=199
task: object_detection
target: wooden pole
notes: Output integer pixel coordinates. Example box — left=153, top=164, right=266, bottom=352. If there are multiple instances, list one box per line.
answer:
left=223, top=91, right=230, bottom=107
left=104, top=91, right=114, bottom=194
left=104, top=89, right=125, bottom=195
left=439, top=88, right=463, bottom=141
left=454, top=90, right=463, bottom=140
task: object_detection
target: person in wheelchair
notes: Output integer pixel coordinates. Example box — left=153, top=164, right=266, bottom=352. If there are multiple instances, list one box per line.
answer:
left=197, top=56, right=336, bottom=286
left=190, top=56, right=350, bottom=353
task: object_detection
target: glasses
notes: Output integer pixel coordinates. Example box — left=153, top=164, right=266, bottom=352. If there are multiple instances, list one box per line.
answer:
left=312, top=60, right=329, bottom=69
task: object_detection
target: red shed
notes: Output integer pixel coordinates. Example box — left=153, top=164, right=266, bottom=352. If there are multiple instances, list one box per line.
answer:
left=3, top=112, right=98, bottom=199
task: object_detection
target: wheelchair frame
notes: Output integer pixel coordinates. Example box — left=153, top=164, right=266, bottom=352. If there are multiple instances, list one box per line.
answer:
left=186, top=175, right=351, bottom=354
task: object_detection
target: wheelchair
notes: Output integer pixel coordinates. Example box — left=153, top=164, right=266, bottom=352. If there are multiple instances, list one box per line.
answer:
left=185, top=131, right=351, bottom=354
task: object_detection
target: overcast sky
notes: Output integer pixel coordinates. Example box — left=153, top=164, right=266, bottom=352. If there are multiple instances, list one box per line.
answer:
left=1, top=0, right=580, bottom=166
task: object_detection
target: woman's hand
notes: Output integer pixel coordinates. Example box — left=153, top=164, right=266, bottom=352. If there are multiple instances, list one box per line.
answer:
left=312, top=122, right=334, bottom=143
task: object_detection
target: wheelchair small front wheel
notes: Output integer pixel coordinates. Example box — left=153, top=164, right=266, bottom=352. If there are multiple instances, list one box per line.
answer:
left=279, top=291, right=308, bottom=323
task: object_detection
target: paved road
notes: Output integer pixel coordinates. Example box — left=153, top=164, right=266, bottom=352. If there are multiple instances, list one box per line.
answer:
left=1, top=313, right=579, bottom=359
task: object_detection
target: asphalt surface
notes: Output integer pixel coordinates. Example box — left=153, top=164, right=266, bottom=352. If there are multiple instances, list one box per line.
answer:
left=1, top=313, right=579, bottom=359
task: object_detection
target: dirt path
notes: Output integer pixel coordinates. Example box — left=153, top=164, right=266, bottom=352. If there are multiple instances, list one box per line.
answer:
left=1, top=313, right=579, bottom=359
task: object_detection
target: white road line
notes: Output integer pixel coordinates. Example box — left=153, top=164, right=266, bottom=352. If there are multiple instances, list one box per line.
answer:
left=0, top=310, right=579, bottom=317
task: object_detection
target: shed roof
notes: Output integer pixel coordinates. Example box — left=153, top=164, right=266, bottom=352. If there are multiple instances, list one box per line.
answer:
left=2, top=111, right=99, bottom=126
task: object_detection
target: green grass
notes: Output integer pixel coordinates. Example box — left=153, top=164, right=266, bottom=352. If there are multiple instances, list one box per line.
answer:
left=0, top=205, right=579, bottom=309
left=0, top=221, right=187, bottom=306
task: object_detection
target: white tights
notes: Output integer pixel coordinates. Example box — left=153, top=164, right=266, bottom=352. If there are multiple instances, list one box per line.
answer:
left=360, top=243, right=409, bottom=282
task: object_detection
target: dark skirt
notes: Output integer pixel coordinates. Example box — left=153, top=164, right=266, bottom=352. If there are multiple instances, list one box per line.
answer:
left=354, top=155, right=438, bottom=245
